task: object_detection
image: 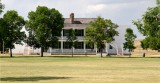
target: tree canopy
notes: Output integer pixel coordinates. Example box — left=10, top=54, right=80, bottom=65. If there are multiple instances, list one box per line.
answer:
left=2, top=10, right=25, bottom=57
left=133, top=0, right=160, bottom=51
left=85, top=17, right=119, bottom=57
left=26, top=6, right=64, bottom=57
left=123, top=28, right=137, bottom=54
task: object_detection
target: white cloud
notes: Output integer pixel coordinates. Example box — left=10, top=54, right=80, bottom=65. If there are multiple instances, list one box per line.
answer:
left=87, top=4, right=106, bottom=12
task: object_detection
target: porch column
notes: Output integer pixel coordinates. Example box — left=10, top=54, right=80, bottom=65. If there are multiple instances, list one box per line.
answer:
left=95, top=44, right=97, bottom=54
left=73, top=47, right=75, bottom=53
left=84, top=43, right=86, bottom=53
left=116, top=45, right=118, bottom=55
left=61, top=30, right=63, bottom=53
left=50, top=48, right=52, bottom=53
left=121, top=45, right=124, bottom=55
left=106, top=43, right=108, bottom=55
left=83, top=29, right=86, bottom=53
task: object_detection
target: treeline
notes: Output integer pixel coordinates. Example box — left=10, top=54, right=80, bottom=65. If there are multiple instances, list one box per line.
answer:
left=0, top=0, right=160, bottom=57
left=0, top=5, right=64, bottom=57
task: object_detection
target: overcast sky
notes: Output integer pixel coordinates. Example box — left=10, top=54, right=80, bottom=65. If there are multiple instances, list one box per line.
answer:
left=1, top=0, right=157, bottom=39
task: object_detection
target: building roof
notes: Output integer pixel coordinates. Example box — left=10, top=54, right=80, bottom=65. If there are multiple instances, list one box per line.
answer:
left=63, top=13, right=96, bottom=29
left=64, top=18, right=96, bottom=29
left=64, top=18, right=96, bottom=24
left=64, top=24, right=89, bottom=29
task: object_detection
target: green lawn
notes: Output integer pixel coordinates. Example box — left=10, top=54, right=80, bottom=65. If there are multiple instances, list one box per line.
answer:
left=0, top=55, right=160, bottom=83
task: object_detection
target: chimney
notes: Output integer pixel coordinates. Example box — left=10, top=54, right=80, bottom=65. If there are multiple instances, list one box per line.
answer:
left=70, top=13, right=74, bottom=24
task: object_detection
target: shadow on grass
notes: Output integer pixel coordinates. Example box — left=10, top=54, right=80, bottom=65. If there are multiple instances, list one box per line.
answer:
left=0, top=55, right=89, bottom=58
left=0, top=55, right=42, bottom=58
left=49, top=56, right=89, bottom=58
left=0, top=76, right=71, bottom=82
left=0, top=56, right=11, bottom=58
left=104, top=56, right=160, bottom=58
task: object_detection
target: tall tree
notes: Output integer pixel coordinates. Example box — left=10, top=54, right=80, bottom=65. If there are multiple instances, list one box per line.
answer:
left=85, top=17, right=119, bottom=57
left=133, top=0, right=160, bottom=51
left=0, top=18, right=4, bottom=53
left=0, top=18, right=7, bottom=53
left=66, top=28, right=77, bottom=57
left=0, top=0, right=4, bottom=53
left=123, top=28, right=137, bottom=56
left=2, top=10, right=25, bottom=57
left=26, top=6, right=64, bottom=57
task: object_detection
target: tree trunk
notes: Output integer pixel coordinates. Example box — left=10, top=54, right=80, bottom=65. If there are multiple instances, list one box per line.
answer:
left=41, top=47, right=44, bottom=57
left=100, top=48, right=103, bottom=57
left=10, top=48, right=12, bottom=57
left=129, top=51, right=131, bottom=58
left=3, top=41, right=4, bottom=54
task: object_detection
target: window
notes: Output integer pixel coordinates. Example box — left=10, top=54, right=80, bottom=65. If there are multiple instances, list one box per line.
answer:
left=75, top=42, right=84, bottom=49
left=63, top=29, right=69, bottom=36
left=86, top=43, right=94, bottom=49
left=63, top=29, right=84, bottom=36
left=54, top=42, right=61, bottom=49
left=109, top=45, right=113, bottom=49
left=75, top=29, right=84, bottom=36
left=63, top=42, right=72, bottom=49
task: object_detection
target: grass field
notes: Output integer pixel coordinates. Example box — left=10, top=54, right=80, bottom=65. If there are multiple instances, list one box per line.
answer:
left=0, top=55, right=160, bottom=83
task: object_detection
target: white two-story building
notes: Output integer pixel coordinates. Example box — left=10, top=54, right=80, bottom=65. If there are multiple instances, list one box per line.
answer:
left=12, top=13, right=130, bottom=55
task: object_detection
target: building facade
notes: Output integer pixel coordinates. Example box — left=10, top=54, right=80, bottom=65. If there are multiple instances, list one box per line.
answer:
left=12, top=13, right=130, bottom=55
